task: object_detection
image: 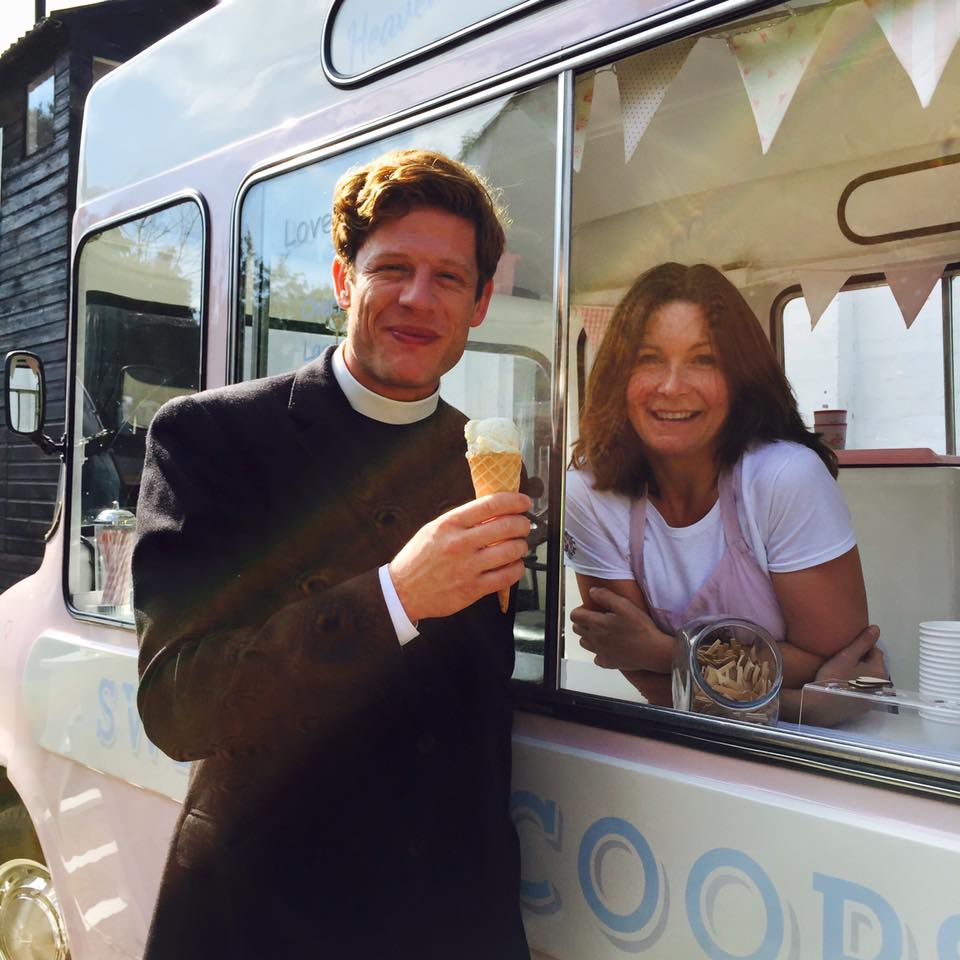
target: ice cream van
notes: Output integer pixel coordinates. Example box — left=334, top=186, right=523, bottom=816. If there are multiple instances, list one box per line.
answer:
left=2, top=0, right=960, bottom=957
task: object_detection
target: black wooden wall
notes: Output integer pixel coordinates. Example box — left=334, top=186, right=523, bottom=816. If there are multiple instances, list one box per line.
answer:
left=0, top=46, right=71, bottom=590
left=0, top=1, right=216, bottom=592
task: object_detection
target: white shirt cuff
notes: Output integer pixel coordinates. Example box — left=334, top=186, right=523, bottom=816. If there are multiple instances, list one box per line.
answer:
left=378, top=564, right=419, bottom=646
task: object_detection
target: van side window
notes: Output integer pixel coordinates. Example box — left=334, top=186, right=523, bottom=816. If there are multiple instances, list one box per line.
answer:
left=68, top=200, right=204, bottom=623
left=780, top=273, right=960, bottom=455
left=237, top=82, right=559, bottom=681
left=563, top=0, right=960, bottom=762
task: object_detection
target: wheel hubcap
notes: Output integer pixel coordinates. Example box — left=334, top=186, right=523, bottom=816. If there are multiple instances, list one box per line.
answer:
left=0, top=860, right=68, bottom=960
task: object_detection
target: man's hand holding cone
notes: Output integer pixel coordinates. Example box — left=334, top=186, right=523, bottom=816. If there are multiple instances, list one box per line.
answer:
left=388, top=418, right=529, bottom=624
left=388, top=492, right=531, bottom=623
left=464, top=419, right=525, bottom=612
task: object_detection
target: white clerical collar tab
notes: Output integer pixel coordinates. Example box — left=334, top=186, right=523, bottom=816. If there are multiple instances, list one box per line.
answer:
left=332, top=343, right=438, bottom=425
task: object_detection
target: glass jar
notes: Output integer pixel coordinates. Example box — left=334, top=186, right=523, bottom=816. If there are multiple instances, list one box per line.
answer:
left=672, top=616, right=783, bottom=725
left=93, top=502, right=136, bottom=611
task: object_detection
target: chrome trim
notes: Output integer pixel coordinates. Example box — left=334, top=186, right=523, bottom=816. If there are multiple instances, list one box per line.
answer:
left=0, top=859, right=69, bottom=960
left=227, top=198, right=238, bottom=385
left=944, top=276, right=955, bottom=455
left=321, top=0, right=555, bottom=88
left=63, top=189, right=210, bottom=631
left=674, top=732, right=960, bottom=800
left=546, top=70, right=574, bottom=694
left=43, top=497, right=62, bottom=543
left=553, top=692, right=960, bottom=799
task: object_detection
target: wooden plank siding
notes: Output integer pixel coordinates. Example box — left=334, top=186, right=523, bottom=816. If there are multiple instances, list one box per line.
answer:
left=0, top=46, right=71, bottom=590
left=0, top=0, right=216, bottom=593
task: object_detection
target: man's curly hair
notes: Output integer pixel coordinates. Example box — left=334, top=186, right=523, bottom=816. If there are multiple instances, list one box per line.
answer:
left=331, top=149, right=507, bottom=299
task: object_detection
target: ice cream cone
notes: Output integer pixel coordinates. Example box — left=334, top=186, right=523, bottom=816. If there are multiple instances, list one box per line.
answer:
left=467, top=451, right=522, bottom=613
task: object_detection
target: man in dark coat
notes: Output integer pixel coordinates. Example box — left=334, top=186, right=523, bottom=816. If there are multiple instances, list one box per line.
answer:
left=134, top=149, right=532, bottom=959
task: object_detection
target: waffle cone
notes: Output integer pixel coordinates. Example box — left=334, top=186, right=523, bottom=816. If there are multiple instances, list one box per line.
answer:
left=467, top=452, right=522, bottom=613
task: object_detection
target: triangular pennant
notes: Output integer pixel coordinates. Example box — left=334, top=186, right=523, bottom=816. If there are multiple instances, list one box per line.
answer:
left=798, top=270, right=850, bottom=329
left=574, top=305, right=616, bottom=349
left=886, top=261, right=946, bottom=327
left=866, top=0, right=960, bottom=107
left=728, top=8, right=833, bottom=154
left=616, top=38, right=695, bottom=163
left=573, top=73, right=595, bottom=173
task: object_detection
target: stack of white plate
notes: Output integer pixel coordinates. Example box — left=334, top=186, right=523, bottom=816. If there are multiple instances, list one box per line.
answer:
left=918, top=621, right=960, bottom=748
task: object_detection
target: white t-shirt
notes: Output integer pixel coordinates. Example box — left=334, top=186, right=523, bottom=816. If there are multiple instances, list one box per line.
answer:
left=563, top=441, right=857, bottom=613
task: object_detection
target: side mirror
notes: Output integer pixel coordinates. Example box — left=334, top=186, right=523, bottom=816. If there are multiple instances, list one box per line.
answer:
left=4, top=351, right=64, bottom=458
left=5, top=351, right=45, bottom=435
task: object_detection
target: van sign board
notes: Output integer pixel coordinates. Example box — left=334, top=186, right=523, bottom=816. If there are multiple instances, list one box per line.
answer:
left=325, top=0, right=545, bottom=80
left=512, top=735, right=960, bottom=959
left=22, top=632, right=190, bottom=802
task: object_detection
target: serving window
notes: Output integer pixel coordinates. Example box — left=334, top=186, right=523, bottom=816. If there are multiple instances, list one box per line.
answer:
left=559, top=0, right=960, bottom=770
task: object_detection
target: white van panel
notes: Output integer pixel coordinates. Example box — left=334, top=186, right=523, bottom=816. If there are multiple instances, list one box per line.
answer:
left=22, top=632, right=189, bottom=802
left=840, top=467, right=960, bottom=692
left=513, top=713, right=960, bottom=960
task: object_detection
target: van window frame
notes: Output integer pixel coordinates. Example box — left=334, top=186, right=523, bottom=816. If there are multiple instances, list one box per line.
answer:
left=229, top=3, right=960, bottom=801
left=231, top=74, right=570, bottom=690
left=63, top=191, right=209, bottom=629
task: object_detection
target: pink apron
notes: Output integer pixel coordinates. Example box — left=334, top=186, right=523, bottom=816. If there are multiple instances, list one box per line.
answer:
left=629, top=462, right=786, bottom=641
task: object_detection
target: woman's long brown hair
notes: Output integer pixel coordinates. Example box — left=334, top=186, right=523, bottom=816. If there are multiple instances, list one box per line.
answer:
left=571, top=262, right=837, bottom=497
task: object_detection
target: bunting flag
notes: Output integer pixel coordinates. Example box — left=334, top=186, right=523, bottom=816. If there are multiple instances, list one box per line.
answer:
left=885, top=260, right=947, bottom=326
left=574, top=305, right=616, bottom=349
left=617, top=38, right=696, bottom=163
left=798, top=269, right=850, bottom=329
left=866, top=0, right=960, bottom=107
left=573, top=73, right=595, bottom=173
left=728, top=8, right=833, bottom=154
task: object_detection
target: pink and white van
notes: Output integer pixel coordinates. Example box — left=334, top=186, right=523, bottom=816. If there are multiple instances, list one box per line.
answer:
left=2, top=0, right=960, bottom=957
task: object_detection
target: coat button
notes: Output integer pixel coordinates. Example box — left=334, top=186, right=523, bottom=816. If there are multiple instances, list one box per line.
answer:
left=416, top=733, right=437, bottom=755
left=407, top=836, right=425, bottom=858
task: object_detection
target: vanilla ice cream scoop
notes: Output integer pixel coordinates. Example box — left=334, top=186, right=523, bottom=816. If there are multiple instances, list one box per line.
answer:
left=464, top=417, right=521, bottom=456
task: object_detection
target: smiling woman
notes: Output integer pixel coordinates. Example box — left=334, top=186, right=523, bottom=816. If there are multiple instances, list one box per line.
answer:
left=563, top=263, right=881, bottom=717
left=625, top=300, right=730, bottom=483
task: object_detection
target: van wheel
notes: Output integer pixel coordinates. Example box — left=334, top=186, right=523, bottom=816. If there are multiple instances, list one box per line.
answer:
left=0, top=807, right=69, bottom=959
left=0, top=806, right=43, bottom=866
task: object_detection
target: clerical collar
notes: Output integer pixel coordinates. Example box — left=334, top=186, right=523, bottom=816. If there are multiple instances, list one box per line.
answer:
left=331, top=342, right=438, bottom=424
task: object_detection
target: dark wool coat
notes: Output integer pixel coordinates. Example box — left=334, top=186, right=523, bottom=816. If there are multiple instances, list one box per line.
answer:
left=134, top=348, right=529, bottom=959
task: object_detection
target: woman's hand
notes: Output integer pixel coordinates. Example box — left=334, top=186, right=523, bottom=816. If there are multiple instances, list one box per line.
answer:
left=570, top=585, right=673, bottom=673
left=780, top=624, right=888, bottom=724
left=814, top=624, right=886, bottom=683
